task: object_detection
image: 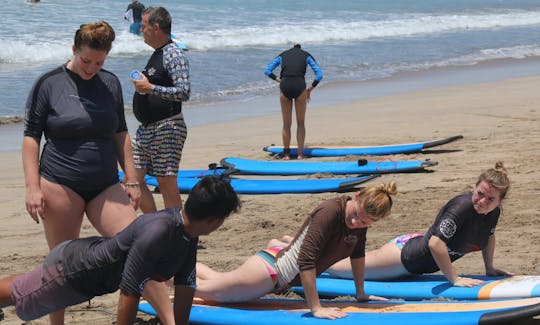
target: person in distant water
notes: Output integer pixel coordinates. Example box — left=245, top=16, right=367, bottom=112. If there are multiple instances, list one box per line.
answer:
left=196, top=182, right=396, bottom=320
left=22, top=21, right=141, bottom=324
left=124, top=0, right=145, bottom=35
left=264, top=44, right=323, bottom=160
left=131, top=6, right=190, bottom=216
left=327, top=162, right=514, bottom=287
left=0, top=176, right=241, bottom=325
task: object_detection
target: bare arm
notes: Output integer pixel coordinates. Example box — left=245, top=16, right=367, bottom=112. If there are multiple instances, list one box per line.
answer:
left=351, top=257, right=387, bottom=302
left=482, top=235, right=514, bottom=276
left=300, top=268, right=346, bottom=320
left=429, top=236, right=484, bottom=287
left=173, top=285, right=195, bottom=325
left=116, top=291, right=139, bottom=325
left=22, top=136, right=43, bottom=223
left=113, top=131, right=140, bottom=210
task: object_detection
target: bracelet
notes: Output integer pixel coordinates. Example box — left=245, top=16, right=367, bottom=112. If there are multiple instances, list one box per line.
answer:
left=124, top=182, right=140, bottom=187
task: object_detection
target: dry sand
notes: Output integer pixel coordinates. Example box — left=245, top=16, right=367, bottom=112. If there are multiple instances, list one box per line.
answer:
left=0, top=75, right=539, bottom=324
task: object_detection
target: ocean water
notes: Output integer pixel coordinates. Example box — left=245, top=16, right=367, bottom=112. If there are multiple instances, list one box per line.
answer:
left=2, top=0, right=540, bottom=122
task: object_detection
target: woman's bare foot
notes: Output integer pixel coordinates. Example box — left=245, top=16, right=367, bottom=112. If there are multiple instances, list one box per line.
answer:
left=283, top=148, right=291, bottom=160
left=281, top=235, right=294, bottom=243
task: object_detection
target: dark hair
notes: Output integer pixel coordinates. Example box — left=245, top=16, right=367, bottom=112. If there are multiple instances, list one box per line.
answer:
left=184, top=176, right=241, bottom=221
left=294, top=44, right=301, bottom=48
left=143, top=6, right=172, bottom=35
left=74, top=21, right=115, bottom=52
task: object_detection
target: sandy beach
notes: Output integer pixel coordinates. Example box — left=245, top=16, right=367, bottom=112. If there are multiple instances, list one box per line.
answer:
left=0, top=74, right=539, bottom=324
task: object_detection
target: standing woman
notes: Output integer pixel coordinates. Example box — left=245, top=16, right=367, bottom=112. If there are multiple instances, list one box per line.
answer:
left=265, top=44, right=323, bottom=160
left=22, top=21, right=140, bottom=324
left=327, top=162, right=513, bottom=287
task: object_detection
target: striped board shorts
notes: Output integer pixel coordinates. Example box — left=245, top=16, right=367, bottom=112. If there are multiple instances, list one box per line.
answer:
left=132, top=114, right=187, bottom=177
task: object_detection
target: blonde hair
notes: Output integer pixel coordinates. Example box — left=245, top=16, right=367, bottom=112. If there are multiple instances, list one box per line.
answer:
left=74, top=21, right=115, bottom=53
left=476, top=161, right=510, bottom=199
left=359, top=181, right=397, bottom=221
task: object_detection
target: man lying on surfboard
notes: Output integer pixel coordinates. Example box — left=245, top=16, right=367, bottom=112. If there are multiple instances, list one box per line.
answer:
left=327, top=161, right=514, bottom=287
left=0, top=176, right=240, bottom=325
left=195, top=182, right=396, bottom=320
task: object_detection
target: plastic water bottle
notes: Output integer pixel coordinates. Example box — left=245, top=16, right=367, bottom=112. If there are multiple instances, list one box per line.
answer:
left=130, top=70, right=143, bottom=80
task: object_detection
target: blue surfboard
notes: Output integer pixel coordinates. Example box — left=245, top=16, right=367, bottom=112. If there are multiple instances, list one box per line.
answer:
left=171, top=33, right=188, bottom=50
left=144, top=174, right=379, bottom=194
left=138, top=297, right=540, bottom=325
left=118, top=168, right=227, bottom=182
left=221, top=157, right=437, bottom=175
left=263, top=135, right=463, bottom=157
left=290, top=274, right=540, bottom=300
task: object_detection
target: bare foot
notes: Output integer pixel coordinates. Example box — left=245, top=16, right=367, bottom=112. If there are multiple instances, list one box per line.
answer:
left=281, top=235, right=294, bottom=243
left=283, top=154, right=290, bottom=160
left=297, top=155, right=304, bottom=160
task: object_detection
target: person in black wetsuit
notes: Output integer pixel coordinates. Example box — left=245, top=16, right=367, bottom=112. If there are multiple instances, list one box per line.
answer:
left=124, top=0, right=145, bottom=35
left=22, top=21, right=143, bottom=324
left=327, top=162, right=514, bottom=288
left=0, top=176, right=240, bottom=325
left=265, top=44, right=323, bottom=160
left=131, top=7, right=191, bottom=215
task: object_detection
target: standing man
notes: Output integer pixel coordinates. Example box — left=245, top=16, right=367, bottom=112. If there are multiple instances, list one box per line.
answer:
left=124, top=0, right=145, bottom=35
left=132, top=7, right=190, bottom=213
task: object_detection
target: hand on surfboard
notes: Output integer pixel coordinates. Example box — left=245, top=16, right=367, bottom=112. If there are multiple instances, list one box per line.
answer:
left=486, top=267, right=515, bottom=277
left=453, top=276, right=486, bottom=288
left=312, top=306, right=346, bottom=320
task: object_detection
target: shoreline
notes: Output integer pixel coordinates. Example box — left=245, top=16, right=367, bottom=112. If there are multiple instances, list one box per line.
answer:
left=3, top=55, right=540, bottom=153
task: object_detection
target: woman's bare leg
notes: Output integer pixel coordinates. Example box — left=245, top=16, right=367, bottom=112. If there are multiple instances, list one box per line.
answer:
left=280, top=93, right=293, bottom=160
left=327, top=242, right=408, bottom=280
left=293, top=91, right=308, bottom=159
left=196, top=255, right=275, bottom=302
left=40, top=178, right=86, bottom=325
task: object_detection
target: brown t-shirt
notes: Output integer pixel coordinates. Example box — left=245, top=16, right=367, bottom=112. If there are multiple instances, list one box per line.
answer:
left=275, top=196, right=367, bottom=288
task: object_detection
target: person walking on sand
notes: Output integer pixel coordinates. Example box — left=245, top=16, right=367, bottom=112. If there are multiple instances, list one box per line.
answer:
left=131, top=6, right=190, bottom=213
left=0, top=176, right=240, bottom=325
left=327, top=162, right=513, bottom=287
left=264, top=44, right=323, bottom=160
left=196, top=182, right=395, bottom=320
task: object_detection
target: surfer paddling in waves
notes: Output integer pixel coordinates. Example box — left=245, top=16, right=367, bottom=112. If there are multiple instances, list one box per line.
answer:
left=195, top=182, right=396, bottom=320
left=327, top=161, right=514, bottom=287
left=0, top=176, right=240, bottom=324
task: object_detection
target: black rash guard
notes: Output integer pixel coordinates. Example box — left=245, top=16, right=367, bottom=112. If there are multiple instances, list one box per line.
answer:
left=24, top=65, right=127, bottom=192
left=401, top=193, right=499, bottom=274
left=52, top=207, right=197, bottom=298
left=133, top=41, right=190, bottom=125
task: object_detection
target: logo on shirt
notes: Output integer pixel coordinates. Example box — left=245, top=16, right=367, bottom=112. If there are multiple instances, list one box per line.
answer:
left=147, top=67, right=156, bottom=76
left=439, top=219, right=457, bottom=239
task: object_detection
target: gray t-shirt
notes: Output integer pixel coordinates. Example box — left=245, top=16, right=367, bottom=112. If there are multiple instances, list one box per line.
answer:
left=52, top=207, right=197, bottom=297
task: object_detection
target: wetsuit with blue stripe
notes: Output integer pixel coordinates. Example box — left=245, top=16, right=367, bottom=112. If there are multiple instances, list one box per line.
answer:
left=265, top=46, right=323, bottom=99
